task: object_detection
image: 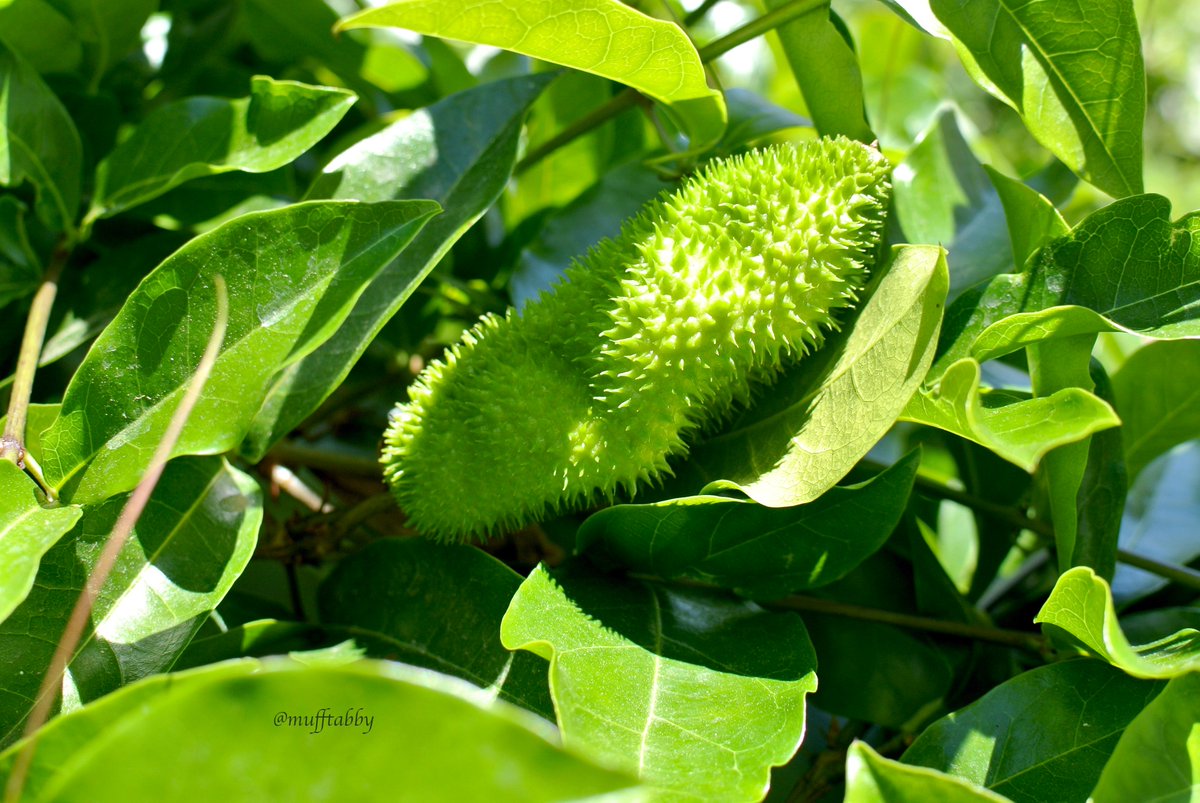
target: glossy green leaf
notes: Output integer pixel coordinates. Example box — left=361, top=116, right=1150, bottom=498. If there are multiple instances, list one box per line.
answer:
left=902, top=660, right=1162, bottom=803
left=902, top=357, right=1119, bottom=471
left=1112, top=444, right=1200, bottom=605
left=0, top=659, right=644, bottom=802
left=685, top=244, right=948, bottom=507
left=1113, top=340, right=1200, bottom=481
left=318, top=538, right=553, bottom=719
left=892, top=107, right=1013, bottom=299
left=0, top=457, right=260, bottom=747
left=1090, top=672, right=1200, bottom=803
left=0, top=195, right=39, bottom=307
left=501, top=563, right=816, bottom=801
left=337, top=0, right=727, bottom=150
left=39, top=200, right=439, bottom=505
left=88, top=76, right=356, bottom=221
left=0, top=38, right=82, bottom=233
left=0, top=0, right=82, bottom=76
left=241, top=73, right=551, bottom=460
left=577, top=451, right=920, bottom=599
left=984, top=166, right=1069, bottom=271
left=927, top=0, right=1144, bottom=198
left=0, top=460, right=81, bottom=625
left=1035, top=567, right=1200, bottom=679
left=846, top=742, right=1011, bottom=803
left=768, top=0, right=872, bottom=141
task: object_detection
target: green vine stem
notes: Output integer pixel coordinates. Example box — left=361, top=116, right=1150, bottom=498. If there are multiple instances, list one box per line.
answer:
left=515, top=0, right=828, bottom=175
left=1, top=241, right=70, bottom=497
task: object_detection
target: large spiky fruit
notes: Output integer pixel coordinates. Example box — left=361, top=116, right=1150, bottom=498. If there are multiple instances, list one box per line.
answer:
left=384, top=137, right=891, bottom=540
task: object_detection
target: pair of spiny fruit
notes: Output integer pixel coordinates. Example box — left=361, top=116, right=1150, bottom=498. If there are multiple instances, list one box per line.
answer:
left=381, top=136, right=892, bottom=541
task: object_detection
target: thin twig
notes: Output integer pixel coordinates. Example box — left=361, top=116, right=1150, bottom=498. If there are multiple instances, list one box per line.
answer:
left=268, top=440, right=383, bottom=478
left=696, top=0, right=825, bottom=62
left=1116, top=548, right=1200, bottom=592
left=4, top=277, right=229, bottom=803
left=683, top=0, right=722, bottom=26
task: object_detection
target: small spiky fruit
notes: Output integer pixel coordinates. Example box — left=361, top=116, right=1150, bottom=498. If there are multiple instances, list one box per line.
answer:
left=384, top=137, right=891, bottom=540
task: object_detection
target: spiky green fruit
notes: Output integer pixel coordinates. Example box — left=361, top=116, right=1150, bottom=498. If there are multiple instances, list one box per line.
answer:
left=384, top=137, right=891, bottom=540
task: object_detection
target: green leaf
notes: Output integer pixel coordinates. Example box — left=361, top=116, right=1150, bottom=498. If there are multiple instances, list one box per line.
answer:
left=984, top=166, right=1069, bottom=271
left=317, top=538, right=553, bottom=719
left=337, top=0, right=727, bottom=151
left=1068, top=360, right=1125, bottom=578
left=0, top=461, right=81, bottom=625
left=902, top=660, right=1162, bottom=803
left=767, top=0, right=872, bottom=141
left=501, top=563, right=816, bottom=801
left=1090, top=672, right=1200, bottom=803
left=901, top=357, right=1119, bottom=472
left=39, top=200, right=439, bottom=505
left=892, top=108, right=1014, bottom=299
left=0, top=659, right=645, bottom=801
left=684, top=244, right=948, bottom=507
left=240, top=73, right=551, bottom=460
left=1113, top=340, right=1200, bottom=481
left=1035, top=567, right=1200, bottom=679
left=0, top=38, right=82, bottom=233
left=0, top=195, right=39, bottom=307
left=88, top=76, right=357, bottom=221
left=716, top=88, right=809, bottom=154
left=846, top=742, right=1012, bottom=803
left=53, top=0, right=158, bottom=88
left=0, top=0, right=82, bottom=76
left=576, top=451, right=920, bottom=600
left=927, top=0, right=1144, bottom=198
left=0, top=457, right=260, bottom=746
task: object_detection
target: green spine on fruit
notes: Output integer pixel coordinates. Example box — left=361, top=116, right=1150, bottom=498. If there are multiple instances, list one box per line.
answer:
left=383, top=137, right=891, bottom=540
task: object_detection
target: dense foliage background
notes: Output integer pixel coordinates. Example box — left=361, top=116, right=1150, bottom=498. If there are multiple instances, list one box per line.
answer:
left=0, top=0, right=1198, bottom=800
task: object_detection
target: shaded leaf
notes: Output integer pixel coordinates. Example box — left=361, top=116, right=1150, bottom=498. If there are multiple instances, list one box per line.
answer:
left=1090, top=672, right=1200, bottom=803
left=1113, top=340, right=1200, bottom=481
left=0, top=38, right=82, bottom=233
left=984, top=166, right=1069, bottom=271
left=687, top=245, right=948, bottom=507
left=927, top=0, right=1144, bottom=197
left=902, top=660, right=1162, bottom=803
left=501, top=563, right=816, bottom=801
left=901, top=357, right=1119, bottom=471
left=0, top=461, right=81, bottom=625
left=317, top=538, right=553, bottom=719
left=241, top=73, right=552, bottom=460
left=88, top=76, right=356, bottom=221
left=846, top=741, right=1010, bottom=803
left=0, top=659, right=644, bottom=802
left=0, top=0, right=82, bottom=76
left=338, top=0, right=727, bottom=150
left=0, top=457, right=260, bottom=746
left=768, top=0, right=871, bottom=141
left=1068, top=360, right=1125, bottom=578
left=0, top=195, right=39, bottom=308
left=40, top=200, right=439, bottom=505
left=1035, top=567, right=1200, bottom=679
left=54, top=0, right=158, bottom=87
left=577, top=451, right=919, bottom=599
left=716, top=88, right=809, bottom=154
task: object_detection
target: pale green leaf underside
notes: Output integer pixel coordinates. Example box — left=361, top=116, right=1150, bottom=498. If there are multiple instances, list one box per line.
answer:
left=337, top=0, right=726, bottom=149
left=846, top=742, right=1012, bottom=802
left=1035, top=567, right=1200, bottom=679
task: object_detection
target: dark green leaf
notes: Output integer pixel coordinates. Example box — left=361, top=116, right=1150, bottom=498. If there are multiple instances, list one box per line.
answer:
left=54, top=0, right=158, bottom=88
left=768, top=0, right=872, bottom=141
left=317, top=538, right=553, bottom=719
left=0, top=659, right=645, bottom=801
left=1035, top=567, right=1200, bottom=679
left=39, top=200, right=439, bottom=505
left=88, top=76, right=357, bottom=221
left=0, top=0, right=82, bottom=76
left=577, top=451, right=919, bottom=599
left=716, top=88, right=809, bottom=154
left=240, top=73, right=551, bottom=459
left=686, top=245, right=947, bottom=506
left=1113, top=340, right=1200, bottom=481
left=501, top=563, right=816, bottom=801
left=847, top=742, right=1011, bottom=802
left=0, top=460, right=81, bottom=624
left=338, top=0, right=727, bottom=151
left=892, top=108, right=1013, bottom=299
left=902, top=660, right=1162, bottom=803
left=0, top=457, right=260, bottom=746
left=0, top=38, right=82, bottom=233
left=1089, top=672, right=1200, bottom=803
left=927, top=0, right=1144, bottom=197
left=1069, top=360, right=1125, bottom=578
left=0, top=195, right=40, bottom=308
